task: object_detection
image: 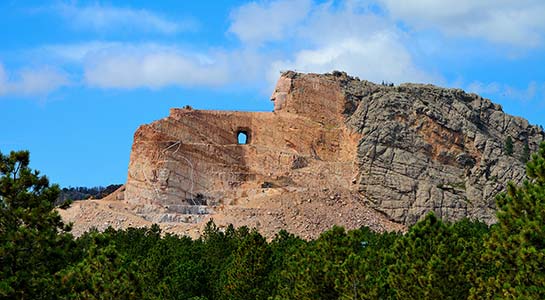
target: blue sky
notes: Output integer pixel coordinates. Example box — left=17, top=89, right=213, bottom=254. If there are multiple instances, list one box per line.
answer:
left=1, top=0, right=545, bottom=187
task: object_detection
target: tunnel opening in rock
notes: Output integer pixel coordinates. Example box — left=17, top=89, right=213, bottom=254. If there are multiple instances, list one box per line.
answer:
left=237, top=130, right=249, bottom=144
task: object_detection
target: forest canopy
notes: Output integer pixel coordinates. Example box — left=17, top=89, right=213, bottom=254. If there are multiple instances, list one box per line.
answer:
left=1, top=143, right=545, bottom=299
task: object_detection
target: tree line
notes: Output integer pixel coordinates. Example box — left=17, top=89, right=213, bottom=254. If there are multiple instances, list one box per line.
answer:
left=1, top=144, right=545, bottom=299
left=56, top=184, right=123, bottom=205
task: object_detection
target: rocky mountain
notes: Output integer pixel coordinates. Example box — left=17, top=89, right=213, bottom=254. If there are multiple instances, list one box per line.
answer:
left=60, top=71, right=544, bottom=238
left=341, top=75, right=544, bottom=224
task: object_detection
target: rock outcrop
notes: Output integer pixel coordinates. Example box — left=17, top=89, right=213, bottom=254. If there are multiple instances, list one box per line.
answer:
left=125, top=71, right=361, bottom=225
left=123, top=71, right=544, bottom=229
left=342, top=77, right=544, bottom=224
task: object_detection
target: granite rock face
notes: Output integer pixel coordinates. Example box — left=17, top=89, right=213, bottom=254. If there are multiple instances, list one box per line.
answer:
left=124, top=71, right=544, bottom=226
left=342, top=75, right=544, bottom=224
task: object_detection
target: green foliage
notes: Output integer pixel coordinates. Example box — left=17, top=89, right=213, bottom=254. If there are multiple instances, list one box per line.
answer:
left=58, top=233, right=143, bottom=299
left=388, top=214, right=487, bottom=299
left=335, top=227, right=400, bottom=300
left=104, top=224, right=162, bottom=260
left=274, top=226, right=377, bottom=300
left=0, top=150, right=75, bottom=299
left=505, top=136, right=514, bottom=155
left=221, top=230, right=272, bottom=300
left=278, top=226, right=356, bottom=299
left=521, top=140, right=531, bottom=163
left=470, top=142, right=545, bottom=299
left=200, top=221, right=244, bottom=299
left=267, top=230, right=305, bottom=299
left=4, top=145, right=545, bottom=299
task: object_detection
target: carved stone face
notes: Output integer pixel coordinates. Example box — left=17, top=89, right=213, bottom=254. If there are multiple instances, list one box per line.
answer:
left=271, top=76, right=291, bottom=111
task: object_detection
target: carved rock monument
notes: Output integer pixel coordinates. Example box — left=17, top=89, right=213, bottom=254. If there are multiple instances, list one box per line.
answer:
left=124, top=71, right=544, bottom=228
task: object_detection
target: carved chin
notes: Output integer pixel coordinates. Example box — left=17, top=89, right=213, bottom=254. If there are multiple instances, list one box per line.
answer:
left=272, top=93, right=287, bottom=111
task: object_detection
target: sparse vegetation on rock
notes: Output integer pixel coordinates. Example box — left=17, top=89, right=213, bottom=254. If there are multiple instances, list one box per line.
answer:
left=505, top=136, right=514, bottom=155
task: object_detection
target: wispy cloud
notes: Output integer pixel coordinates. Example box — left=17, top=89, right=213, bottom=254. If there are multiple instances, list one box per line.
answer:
left=6, top=0, right=543, bottom=96
left=26, top=1, right=438, bottom=91
left=270, top=34, right=435, bottom=85
left=467, top=81, right=501, bottom=95
left=83, top=45, right=231, bottom=89
left=41, top=41, right=123, bottom=62
left=228, top=0, right=312, bottom=45
left=0, top=63, right=69, bottom=97
left=230, top=0, right=437, bottom=85
left=54, top=3, right=197, bottom=34
left=33, top=42, right=269, bottom=90
left=467, top=80, right=545, bottom=103
left=376, top=0, right=545, bottom=47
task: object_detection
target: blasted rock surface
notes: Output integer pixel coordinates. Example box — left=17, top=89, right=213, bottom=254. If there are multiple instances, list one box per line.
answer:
left=125, top=71, right=544, bottom=226
left=125, top=71, right=362, bottom=226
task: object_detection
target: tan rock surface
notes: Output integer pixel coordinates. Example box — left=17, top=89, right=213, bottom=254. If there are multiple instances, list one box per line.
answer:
left=60, top=71, right=544, bottom=238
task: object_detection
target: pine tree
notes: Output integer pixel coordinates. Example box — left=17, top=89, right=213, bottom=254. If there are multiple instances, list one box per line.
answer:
left=58, top=233, right=143, bottom=299
left=388, top=213, right=485, bottom=300
left=505, top=136, right=514, bottom=155
left=470, top=142, right=545, bottom=299
left=267, top=230, right=305, bottom=299
left=0, top=150, right=74, bottom=299
left=221, top=230, right=272, bottom=300
left=200, top=221, right=241, bottom=300
left=335, top=227, right=400, bottom=300
left=274, top=226, right=357, bottom=300
left=521, top=141, right=531, bottom=163
left=141, top=233, right=207, bottom=300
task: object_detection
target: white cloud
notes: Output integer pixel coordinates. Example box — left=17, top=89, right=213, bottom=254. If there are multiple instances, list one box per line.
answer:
left=377, top=0, right=545, bottom=47
left=467, top=80, right=544, bottom=103
left=36, top=42, right=270, bottom=89
left=0, top=66, right=7, bottom=94
left=19, top=0, right=544, bottom=95
left=271, top=34, right=434, bottom=84
left=16, top=68, right=69, bottom=95
left=467, top=81, right=501, bottom=95
left=41, top=41, right=122, bottom=62
left=228, top=0, right=312, bottom=45
left=259, top=1, right=437, bottom=85
left=84, top=49, right=231, bottom=89
left=295, top=1, right=392, bottom=46
left=0, top=64, right=69, bottom=97
left=39, top=1, right=437, bottom=91
left=55, top=3, right=195, bottom=34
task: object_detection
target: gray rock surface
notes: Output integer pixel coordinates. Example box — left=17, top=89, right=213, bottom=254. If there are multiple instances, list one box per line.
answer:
left=338, top=73, right=544, bottom=224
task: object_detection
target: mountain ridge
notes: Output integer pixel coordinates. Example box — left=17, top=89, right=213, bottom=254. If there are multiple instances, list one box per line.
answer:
left=59, top=71, right=544, bottom=238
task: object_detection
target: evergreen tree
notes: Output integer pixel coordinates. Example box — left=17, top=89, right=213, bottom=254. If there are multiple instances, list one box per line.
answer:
left=521, top=141, right=531, bottom=163
left=200, top=221, right=244, bottom=300
left=388, top=213, right=485, bottom=300
left=274, top=226, right=357, bottom=300
left=470, top=142, right=545, bottom=299
left=221, top=230, right=272, bottom=300
left=104, top=224, right=162, bottom=261
left=141, top=233, right=207, bottom=300
left=505, top=136, right=514, bottom=155
left=267, top=230, right=305, bottom=299
left=335, top=227, right=400, bottom=300
left=0, top=150, right=74, bottom=299
left=58, top=233, right=143, bottom=299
